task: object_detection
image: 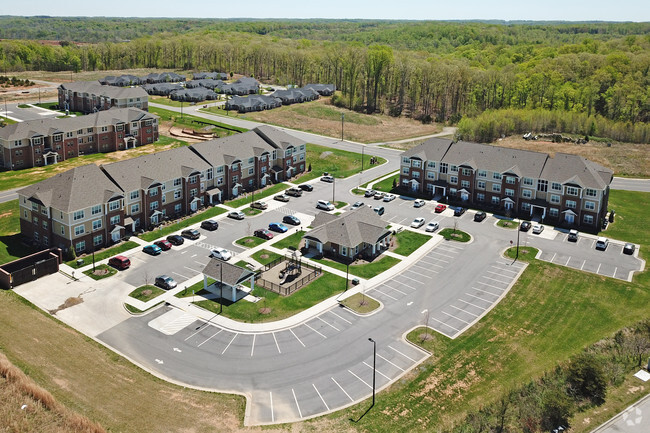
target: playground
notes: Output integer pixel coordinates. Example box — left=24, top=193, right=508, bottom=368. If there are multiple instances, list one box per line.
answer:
left=256, top=252, right=322, bottom=296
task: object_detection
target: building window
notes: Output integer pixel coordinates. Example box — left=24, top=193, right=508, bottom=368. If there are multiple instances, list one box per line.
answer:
left=566, top=200, right=577, bottom=209
left=491, top=196, right=500, bottom=205
left=34, top=232, right=40, bottom=242
left=427, top=161, right=436, bottom=169
left=440, top=163, right=448, bottom=174
left=231, top=163, right=239, bottom=172
left=426, top=184, right=434, bottom=192
left=73, top=210, right=85, bottom=221
left=450, top=176, right=458, bottom=184
left=461, top=180, right=470, bottom=188
left=477, top=181, right=486, bottom=190
left=232, top=175, right=238, bottom=184
left=190, top=188, right=198, bottom=198
left=149, top=188, right=158, bottom=197
left=566, top=186, right=579, bottom=196
left=550, top=194, right=561, bottom=204
left=41, top=206, right=48, bottom=215
left=174, top=190, right=181, bottom=199
left=173, top=178, right=182, bottom=186
left=42, top=220, right=48, bottom=229
left=402, top=167, right=410, bottom=175
left=110, top=215, right=120, bottom=225
left=43, top=236, right=48, bottom=246
left=150, top=201, right=158, bottom=211
left=493, top=172, right=502, bottom=181
left=92, top=219, right=102, bottom=231
left=449, top=165, right=458, bottom=173
left=108, top=201, right=120, bottom=211
left=33, top=216, right=38, bottom=224
left=412, top=171, right=420, bottom=179
left=174, top=204, right=182, bottom=213
left=492, top=184, right=501, bottom=193
left=477, top=193, right=485, bottom=202
left=162, top=195, right=166, bottom=204
left=93, top=235, right=103, bottom=246
left=341, top=246, right=347, bottom=257
left=506, top=176, right=516, bottom=184
left=523, top=177, right=534, bottom=186
left=585, top=201, right=596, bottom=210
left=131, top=204, right=140, bottom=214
left=426, top=171, right=435, bottom=180
left=217, top=177, right=224, bottom=186
left=522, top=202, right=531, bottom=211
left=248, top=168, right=254, bottom=175
left=75, top=241, right=86, bottom=253
left=130, top=190, right=140, bottom=200
left=477, top=170, right=487, bottom=178
left=74, top=225, right=85, bottom=236
left=551, top=182, right=562, bottom=192
left=585, top=188, right=597, bottom=197
left=91, top=205, right=102, bottom=215
left=31, top=202, right=39, bottom=211
left=61, top=226, right=65, bottom=235
left=217, top=166, right=224, bottom=174
left=549, top=208, right=559, bottom=217
left=505, top=189, right=515, bottom=197
left=462, top=168, right=472, bottom=176
left=402, top=157, right=410, bottom=164
left=584, top=215, right=594, bottom=224
left=189, top=175, right=198, bottom=183
left=411, top=160, right=421, bottom=168
left=522, top=189, right=533, bottom=199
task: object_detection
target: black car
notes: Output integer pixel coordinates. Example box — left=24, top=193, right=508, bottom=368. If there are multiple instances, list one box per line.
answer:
left=181, top=229, right=200, bottom=240
left=623, top=243, right=636, bottom=255
left=286, top=187, right=303, bottom=197
left=298, top=184, right=314, bottom=192
left=520, top=221, right=532, bottom=232
left=474, top=211, right=486, bottom=222
left=283, top=215, right=301, bottom=226
left=454, top=207, right=466, bottom=216
left=166, top=234, right=184, bottom=246
left=200, top=219, right=219, bottom=231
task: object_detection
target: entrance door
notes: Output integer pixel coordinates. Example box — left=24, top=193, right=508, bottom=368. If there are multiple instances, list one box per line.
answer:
left=565, top=213, right=575, bottom=224
left=504, top=201, right=514, bottom=210
left=111, top=231, right=121, bottom=243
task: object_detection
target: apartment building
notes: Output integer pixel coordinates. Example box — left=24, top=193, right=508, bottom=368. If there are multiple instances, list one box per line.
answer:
left=17, top=126, right=307, bottom=253
left=58, top=81, right=149, bottom=114
left=399, top=138, right=613, bottom=231
left=0, top=108, right=159, bottom=170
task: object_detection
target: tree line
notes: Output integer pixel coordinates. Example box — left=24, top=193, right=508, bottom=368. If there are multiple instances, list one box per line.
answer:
left=1, top=20, right=649, bottom=136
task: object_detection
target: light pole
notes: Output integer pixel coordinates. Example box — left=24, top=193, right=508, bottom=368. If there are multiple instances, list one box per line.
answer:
left=361, top=144, right=364, bottom=173
left=515, top=220, right=521, bottom=262
left=368, top=338, right=376, bottom=408
left=422, top=309, right=430, bottom=342
left=180, top=100, right=184, bottom=119
left=332, top=177, right=336, bottom=204
left=219, top=261, right=223, bottom=314
left=341, top=113, right=344, bottom=141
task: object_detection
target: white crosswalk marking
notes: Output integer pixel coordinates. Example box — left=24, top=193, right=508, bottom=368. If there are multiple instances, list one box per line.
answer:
left=158, top=313, right=197, bottom=335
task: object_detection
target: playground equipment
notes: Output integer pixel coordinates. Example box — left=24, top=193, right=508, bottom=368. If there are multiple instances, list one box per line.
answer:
left=279, top=251, right=302, bottom=284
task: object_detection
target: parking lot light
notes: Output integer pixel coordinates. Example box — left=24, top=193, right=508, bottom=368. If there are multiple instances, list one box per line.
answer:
left=368, top=337, right=376, bottom=408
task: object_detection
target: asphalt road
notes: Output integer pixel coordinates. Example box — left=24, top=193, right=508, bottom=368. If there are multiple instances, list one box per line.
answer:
left=1, top=102, right=61, bottom=122
left=592, top=392, right=650, bottom=433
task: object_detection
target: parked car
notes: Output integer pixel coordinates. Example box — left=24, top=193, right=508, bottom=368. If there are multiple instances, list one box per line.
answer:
left=321, top=175, right=334, bottom=183
left=568, top=229, right=579, bottom=242
left=351, top=201, right=365, bottom=210
left=228, top=210, right=245, bottom=220
left=286, top=187, right=303, bottom=197
left=411, top=217, right=426, bottom=228
left=316, top=200, right=335, bottom=211
left=210, top=248, right=232, bottom=261
left=181, top=229, right=200, bottom=240
left=383, top=194, right=396, bottom=202
left=283, top=215, right=301, bottom=226
left=474, top=211, right=486, bottom=222
left=520, top=221, right=532, bottom=232
left=166, top=234, right=184, bottom=246
left=364, top=189, right=376, bottom=197
left=298, top=184, right=314, bottom=192
left=425, top=221, right=440, bottom=232
left=155, top=275, right=177, bottom=290
left=532, top=224, right=544, bottom=234
left=414, top=199, right=425, bottom=208
left=373, top=206, right=385, bottom=216
left=435, top=204, right=447, bottom=213
left=274, top=194, right=290, bottom=202
left=373, top=191, right=385, bottom=200
left=251, top=201, right=268, bottom=210
left=595, top=237, right=609, bottom=250
left=454, top=207, right=466, bottom=216
left=269, top=222, right=289, bottom=233
left=154, top=239, right=172, bottom=251
left=108, top=255, right=130, bottom=270
left=623, top=243, right=636, bottom=255
left=143, top=244, right=162, bottom=255
left=254, top=229, right=274, bottom=240
left=200, top=219, right=219, bottom=231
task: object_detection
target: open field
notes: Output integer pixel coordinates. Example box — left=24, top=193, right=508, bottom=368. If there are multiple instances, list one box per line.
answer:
left=0, top=199, right=36, bottom=265
left=205, top=98, right=442, bottom=144
left=300, top=143, right=385, bottom=182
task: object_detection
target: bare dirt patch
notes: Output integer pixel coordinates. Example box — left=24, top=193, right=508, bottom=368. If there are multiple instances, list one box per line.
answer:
left=48, top=297, right=84, bottom=315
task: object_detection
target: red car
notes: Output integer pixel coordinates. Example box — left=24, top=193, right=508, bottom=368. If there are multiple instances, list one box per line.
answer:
left=254, top=229, right=274, bottom=240
left=435, top=204, right=447, bottom=213
left=154, top=239, right=172, bottom=251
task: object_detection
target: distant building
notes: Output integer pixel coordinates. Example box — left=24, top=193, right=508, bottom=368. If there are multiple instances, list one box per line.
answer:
left=270, top=87, right=319, bottom=105
left=225, top=95, right=282, bottom=112
left=304, top=84, right=336, bottom=96
left=58, top=81, right=149, bottom=114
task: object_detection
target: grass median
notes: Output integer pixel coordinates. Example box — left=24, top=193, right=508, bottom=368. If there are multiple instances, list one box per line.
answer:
left=66, top=240, right=139, bottom=269
left=392, top=230, right=432, bottom=256
left=311, top=255, right=400, bottom=279
left=271, top=230, right=305, bottom=251
left=138, top=206, right=226, bottom=242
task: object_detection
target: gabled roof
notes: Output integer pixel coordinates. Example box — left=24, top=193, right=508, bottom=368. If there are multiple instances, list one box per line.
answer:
left=305, top=206, right=390, bottom=247
left=253, top=125, right=305, bottom=150
left=540, top=153, right=613, bottom=189
left=190, top=130, right=276, bottom=167
left=59, top=81, right=148, bottom=99
left=202, top=259, right=255, bottom=287
left=17, top=164, right=123, bottom=212
left=403, top=138, right=453, bottom=162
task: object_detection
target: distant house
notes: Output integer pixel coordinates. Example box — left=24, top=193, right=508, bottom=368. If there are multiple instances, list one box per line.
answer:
left=270, top=87, right=319, bottom=105
left=193, top=72, right=229, bottom=81
left=225, top=95, right=281, bottom=112
left=100, top=75, right=144, bottom=86
left=142, top=72, right=186, bottom=84
left=303, top=206, right=392, bottom=262
left=217, top=77, right=260, bottom=95
left=58, top=81, right=149, bottom=114
left=170, top=87, right=219, bottom=102
left=304, top=84, right=336, bottom=96
left=141, top=83, right=184, bottom=96
left=185, top=79, right=221, bottom=90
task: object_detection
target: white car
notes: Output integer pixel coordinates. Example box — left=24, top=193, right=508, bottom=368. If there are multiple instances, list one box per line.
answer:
left=351, top=201, right=364, bottom=210
left=532, top=224, right=544, bottom=234
left=383, top=194, right=396, bottom=202
left=316, top=199, right=335, bottom=211
left=210, top=248, right=232, bottom=261
left=411, top=217, right=426, bottom=228
left=595, top=237, right=609, bottom=250
left=425, top=221, right=439, bottom=232
left=414, top=199, right=425, bottom=208
left=228, top=210, right=245, bottom=220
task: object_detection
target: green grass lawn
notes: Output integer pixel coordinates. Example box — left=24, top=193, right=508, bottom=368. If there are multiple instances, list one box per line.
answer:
left=298, top=143, right=387, bottom=182
left=175, top=278, right=216, bottom=298
left=1, top=116, right=18, bottom=125
left=0, top=199, right=36, bottom=265
left=235, top=235, right=268, bottom=248
left=439, top=228, right=471, bottom=242
left=334, top=201, right=348, bottom=209
left=371, top=173, right=400, bottom=192
left=138, top=206, right=226, bottom=242
left=195, top=271, right=346, bottom=323
left=242, top=207, right=262, bottom=216
left=250, top=249, right=282, bottom=265
left=340, top=292, right=381, bottom=314
left=504, top=246, right=540, bottom=261
left=128, top=285, right=166, bottom=302
left=392, top=230, right=432, bottom=256
left=497, top=219, right=518, bottom=229
left=148, top=106, right=247, bottom=135
left=360, top=170, right=400, bottom=189
left=271, top=230, right=305, bottom=250
left=225, top=183, right=288, bottom=208
left=66, top=240, right=139, bottom=268
left=311, top=255, right=401, bottom=279
left=82, top=264, right=117, bottom=280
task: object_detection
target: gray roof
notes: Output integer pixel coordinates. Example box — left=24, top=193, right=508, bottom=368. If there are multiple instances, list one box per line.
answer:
left=192, top=72, right=229, bottom=81
left=202, top=259, right=255, bottom=286
left=141, top=83, right=183, bottom=95
left=59, top=81, right=148, bottom=100
left=270, top=87, right=319, bottom=104
left=306, top=206, right=390, bottom=247
left=100, top=146, right=211, bottom=193
left=403, top=138, right=453, bottom=161
left=253, top=125, right=305, bottom=150
left=17, top=164, right=123, bottom=212
left=100, top=75, right=144, bottom=86
left=0, top=108, right=157, bottom=142
left=226, top=95, right=281, bottom=110
left=304, top=84, right=336, bottom=95
left=190, top=131, right=275, bottom=167
left=540, top=153, right=613, bottom=189
left=170, top=87, right=218, bottom=101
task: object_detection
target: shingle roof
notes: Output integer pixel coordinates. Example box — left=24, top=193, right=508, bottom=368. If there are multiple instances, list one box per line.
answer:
left=403, top=138, right=453, bottom=161
left=202, top=259, right=255, bottom=286
left=253, top=125, right=305, bottom=150
left=306, top=206, right=390, bottom=247
left=59, top=81, right=148, bottom=99
left=17, top=164, right=123, bottom=212
left=190, top=131, right=275, bottom=167
left=540, top=153, right=613, bottom=189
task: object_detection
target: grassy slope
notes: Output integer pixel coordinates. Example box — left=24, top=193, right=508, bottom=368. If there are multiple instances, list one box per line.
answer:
left=0, top=199, right=36, bottom=264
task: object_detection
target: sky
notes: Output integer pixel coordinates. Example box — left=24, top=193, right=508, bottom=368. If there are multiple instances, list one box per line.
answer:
left=2, top=0, right=649, bottom=22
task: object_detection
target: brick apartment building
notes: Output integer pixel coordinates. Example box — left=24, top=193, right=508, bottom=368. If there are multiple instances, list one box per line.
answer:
left=58, top=81, right=149, bottom=114
left=399, top=138, right=613, bottom=231
left=0, top=108, right=159, bottom=170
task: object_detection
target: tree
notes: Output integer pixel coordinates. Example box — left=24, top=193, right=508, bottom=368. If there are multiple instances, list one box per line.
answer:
left=540, top=389, right=574, bottom=431
left=567, top=352, right=608, bottom=404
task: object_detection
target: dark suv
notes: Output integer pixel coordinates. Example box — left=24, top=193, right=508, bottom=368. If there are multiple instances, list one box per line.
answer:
left=200, top=219, right=219, bottom=231
left=181, top=229, right=200, bottom=240
left=166, top=234, right=184, bottom=246
left=474, top=211, right=487, bottom=222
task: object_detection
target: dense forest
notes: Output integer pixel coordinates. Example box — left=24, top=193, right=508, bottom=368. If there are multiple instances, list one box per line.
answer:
left=1, top=18, right=649, bottom=141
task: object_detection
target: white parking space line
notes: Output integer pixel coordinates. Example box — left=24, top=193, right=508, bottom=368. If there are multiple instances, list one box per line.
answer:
left=565, top=256, right=571, bottom=266
left=450, top=304, right=479, bottom=317
left=317, top=316, right=340, bottom=331
left=372, top=287, right=398, bottom=300
left=388, top=345, right=417, bottom=362
left=485, top=270, right=512, bottom=280
left=411, top=263, right=439, bottom=273
left=292, top=388, right=303, bottom=418
left=331, top=377, right=354, bottom=402
left=385, top=285, right=409, bottom=296
left=348, top=369, right=373, bottom=389
left=391, top=280, right=418, bottom=291
left=418, top=259, right=445, bottom=269
left=440, top=242, right=465, bottom=251
left=272, top=332, right=282, bottom=353
left=466, top=293, right=495, bottom=304
left=472, top=286, right=501, bottom=297
left=305, top=323, right=327, bottom=338
left=397, top=274, right=425, bottom=284
left=442, top=310, right=471, bottom=324
left=198, top=329, right=222, bottom=347
left=251, top=334, right=256, bottom=357
left=364, top=361, right=391, bottom=380
left=313, top=384, right=330, bottom=411
left=437, top=246, right=462, bottom=254
left=329, top=310, right=353, bottom=324
left=429, top=316, right=461, bottom=332
left=377, top=353, right=406, bottom=372
left=458, top=298, right=489, bottom=310
left=269, top=392, right=275, bottom=422
left=613, top=267, right=618, bottom=278
left=477, top=280, right=507, bottom=290
left=550, top=253, right=557, bottom=262
left=481, top=275, right=510, bottom=284
left=290, top=329, right=306, bottom=347
left=221, top=333, right=238, bottom=354
left=490, top=265, right=519, bottom=275
left=428, top=251, right=454, bottom=260
left=173, top=271, right=190, bottom=280
left=597, top=263, right=602, bottom=273
left=183, top=266, right=202, bottom=274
